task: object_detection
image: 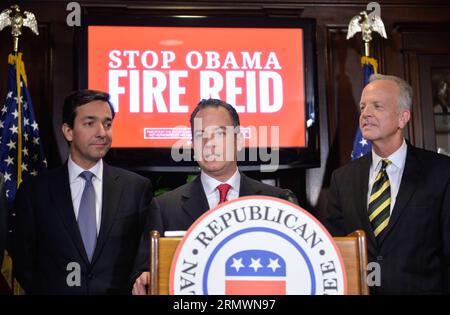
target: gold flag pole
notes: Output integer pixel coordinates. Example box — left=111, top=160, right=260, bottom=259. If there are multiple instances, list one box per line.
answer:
left=0, top=4, right=39, bottom=295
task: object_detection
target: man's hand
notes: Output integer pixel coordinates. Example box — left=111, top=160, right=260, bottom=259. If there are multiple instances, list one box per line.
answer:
left=132, top=272, right=149, bottom=295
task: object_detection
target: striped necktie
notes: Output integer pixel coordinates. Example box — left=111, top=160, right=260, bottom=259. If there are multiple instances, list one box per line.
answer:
left=368, top=159, right=392, bottom=240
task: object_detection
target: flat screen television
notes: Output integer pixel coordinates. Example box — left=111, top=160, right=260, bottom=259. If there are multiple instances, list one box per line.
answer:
left=76, top=14, right=319, bottom=172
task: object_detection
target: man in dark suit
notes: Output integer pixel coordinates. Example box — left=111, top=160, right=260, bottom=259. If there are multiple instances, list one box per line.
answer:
left=0, top=173, right=6, bottom=264
left=323, top=74, right=450, bottom=294
left=12, top=90, right=152, bottom=294
left=132, top=98, right=298, bottom=294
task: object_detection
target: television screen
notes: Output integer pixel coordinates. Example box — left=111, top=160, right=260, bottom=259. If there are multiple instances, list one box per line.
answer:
left=78, top=16, right=319, bottom=171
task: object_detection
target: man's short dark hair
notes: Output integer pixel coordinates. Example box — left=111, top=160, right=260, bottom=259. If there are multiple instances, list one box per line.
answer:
left=189, top=99, right=240, bottom=135
left=63, top=89, right=115, bottom=128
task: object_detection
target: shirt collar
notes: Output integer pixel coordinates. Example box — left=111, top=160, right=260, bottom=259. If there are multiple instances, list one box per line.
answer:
left=201, top=169, right=240, bottom=195
left=371, top=139, right=407, bottom=171
left=68, top=156, right=103, bottom=183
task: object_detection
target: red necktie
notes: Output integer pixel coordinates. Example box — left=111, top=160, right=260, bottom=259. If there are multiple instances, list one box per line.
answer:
left=217, top=183, right=232, bottom=204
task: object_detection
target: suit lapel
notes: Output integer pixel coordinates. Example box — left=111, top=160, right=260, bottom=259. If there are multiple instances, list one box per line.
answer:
left=179, top=171, right=270, bottom=223
left=51, top=164, right=90, bottom=265
left=378, top=145, right=421, bottom=246
left=239, top=173, right=262, bottom=196
left=91, top=163, right=123, bottom=264
left=181, top=176, right=210, bottom=223
left=354, top=155, right=378, bottom=253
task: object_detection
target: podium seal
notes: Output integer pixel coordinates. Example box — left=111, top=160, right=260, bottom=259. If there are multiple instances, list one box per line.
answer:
left=170, top=196, right=346, bottom=295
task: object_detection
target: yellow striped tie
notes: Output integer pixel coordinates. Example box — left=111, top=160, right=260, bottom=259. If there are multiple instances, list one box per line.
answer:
left=368, top=159, right=392, bottom=239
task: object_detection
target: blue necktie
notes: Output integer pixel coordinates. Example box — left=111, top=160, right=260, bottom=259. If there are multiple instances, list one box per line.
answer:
left=78, top=171, right=97, bottom=262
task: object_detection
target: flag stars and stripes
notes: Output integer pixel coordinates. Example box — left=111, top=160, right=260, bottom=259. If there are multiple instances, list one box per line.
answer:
left=267, top=258, right=281, bottom=272
left=4, top=172, right=12, bottom=182
left=31, top=121, right=39, bottom=131
left=1, top=54, right=47, bottom=226
left=9, top=124, right=18, bottom=134
left=231, top=256, right=283, bottom=273
left=4, top=156, right=14, bottom=166
left=359, top=138, right=368, bottom=146
left=6, top=140, right=16, bottom=150
left=226, top=251, right=286, bottom=278
left=13, top=96, right=23, bottom=104
left=249, top=258, right=263, bottom=272
left=230, top=258, right=245, bottom=272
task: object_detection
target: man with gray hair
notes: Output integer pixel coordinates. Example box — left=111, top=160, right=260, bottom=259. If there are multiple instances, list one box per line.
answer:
left=323, top=74, right=450, bottom=294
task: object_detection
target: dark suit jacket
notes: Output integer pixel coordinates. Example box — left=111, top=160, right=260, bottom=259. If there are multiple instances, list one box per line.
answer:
left=0, top=173, right=7, bottom=264
left=323, top=144, right=450, bottom=294
left=12, top=162, right=152, bottom=294
left=132, top=172, right=298, bottom=280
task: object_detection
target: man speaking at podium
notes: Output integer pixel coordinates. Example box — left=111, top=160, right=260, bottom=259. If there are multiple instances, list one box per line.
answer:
left=323, top=75, right=450, bottom=294
left=132, top=98, right=298, bottom=294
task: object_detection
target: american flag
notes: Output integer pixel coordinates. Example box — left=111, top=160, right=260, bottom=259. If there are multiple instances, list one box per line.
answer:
left=225, top=249, right=286, bottom=295
left=350, top=56, right=378, bottom=160
left=0, top=53, right=47, bottom=210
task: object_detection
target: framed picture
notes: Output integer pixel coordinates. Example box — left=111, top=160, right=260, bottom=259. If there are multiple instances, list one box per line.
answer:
left=418, top=55, right=450, bottom=156
left=432, top=69, right=450, bottom=133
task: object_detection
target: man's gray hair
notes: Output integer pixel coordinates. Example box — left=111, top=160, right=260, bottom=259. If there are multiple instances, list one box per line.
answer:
left=369, top=74, right=413, bottom=110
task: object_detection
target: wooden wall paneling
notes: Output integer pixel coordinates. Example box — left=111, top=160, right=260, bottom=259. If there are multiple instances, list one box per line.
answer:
left=50, top=18, right=77, bottom=163
left=404, top=51, right=423, bottom=147
left=397, top=24, right=450, bottom=150
left=418, top=55, right=450, bottom=152
left=304, top=22, right=329, bottom=213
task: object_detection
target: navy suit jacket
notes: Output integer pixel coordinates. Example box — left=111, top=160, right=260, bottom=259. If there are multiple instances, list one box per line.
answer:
left=132, top=172, right=298, bottom=280
left=323, top=144, right=450, bottom=294
left=12, top=162, right=152, bottom=294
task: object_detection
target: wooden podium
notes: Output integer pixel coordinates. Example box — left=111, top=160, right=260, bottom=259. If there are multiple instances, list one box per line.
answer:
left=148, top=230, right=369, bottom=295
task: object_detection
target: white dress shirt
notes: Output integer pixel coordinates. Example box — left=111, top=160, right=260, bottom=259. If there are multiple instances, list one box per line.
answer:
left=201, top=169, right=241, bottom=209
left=68, top=156, right=103, bottom=234
left=367, top=139, right=407, bottom=214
